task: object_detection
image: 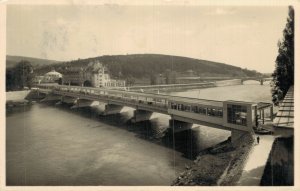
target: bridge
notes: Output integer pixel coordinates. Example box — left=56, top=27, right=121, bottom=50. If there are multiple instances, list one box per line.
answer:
left=35, top=84, right=273, bottom=145
left=240, top=77, right=272, bottom=85
left=196, top=77, right=272, bottom=85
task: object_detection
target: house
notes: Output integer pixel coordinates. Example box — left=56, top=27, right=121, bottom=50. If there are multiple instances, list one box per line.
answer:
left=44, top=70, right=62, bottom=82
left=61, top=60, right=125, bottom=87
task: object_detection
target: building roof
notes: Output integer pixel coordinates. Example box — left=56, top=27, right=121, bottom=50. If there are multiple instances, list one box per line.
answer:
left=273, top=86, right=294, bottom=129
left=45, top=70, right=62, bottom=76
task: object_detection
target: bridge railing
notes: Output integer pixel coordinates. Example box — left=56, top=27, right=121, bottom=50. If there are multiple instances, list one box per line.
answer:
left=51, top=87, right=169, bottom=112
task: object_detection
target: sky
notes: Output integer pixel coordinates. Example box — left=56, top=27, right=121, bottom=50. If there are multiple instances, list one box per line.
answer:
left=6, top=4, right=289, bottom=73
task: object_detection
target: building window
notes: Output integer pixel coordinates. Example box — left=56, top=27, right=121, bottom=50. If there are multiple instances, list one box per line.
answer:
left=227, top=104, right=247, bottom=126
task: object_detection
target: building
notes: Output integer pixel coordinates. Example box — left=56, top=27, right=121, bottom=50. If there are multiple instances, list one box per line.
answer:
left=61, top=60, right=125, bottom=88
left=33, top=70, right=62, bottom=84
left=44, top=70, right=62, bottom=82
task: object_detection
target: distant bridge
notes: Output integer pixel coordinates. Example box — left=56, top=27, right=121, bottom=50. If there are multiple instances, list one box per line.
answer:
left=195, top=76, right=272, bottom=83
left=240, top=77, right=272, bottom=85
left=35, top=84, right=273, bottom=145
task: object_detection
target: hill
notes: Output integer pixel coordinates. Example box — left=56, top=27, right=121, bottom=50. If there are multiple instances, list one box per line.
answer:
left=6, top=55, right=60, bottom=69
left=34, top=54, right=262, bottom=79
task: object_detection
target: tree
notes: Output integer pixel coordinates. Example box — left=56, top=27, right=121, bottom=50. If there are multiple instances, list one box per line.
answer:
left=165, top=69, right=177, bottom=84
left=58, top=78, right=63, bottom=85
left=6, top=60, right=34, bottom=91
left=6, top=69, right=15, bottom=91
left=150, top=73, right=158, bottom=85
left=271, top=6, right=294, bottom=105
left=125, top=75, right=135, bottom=86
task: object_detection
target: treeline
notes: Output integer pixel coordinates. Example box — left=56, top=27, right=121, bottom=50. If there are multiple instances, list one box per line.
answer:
left=6, top=55, right=59, bottom=69
left=35, top=54, right=262, bottom=80
left=6, top=60, right=35, bottom=91
left=271, top=6, right=294, bottom=105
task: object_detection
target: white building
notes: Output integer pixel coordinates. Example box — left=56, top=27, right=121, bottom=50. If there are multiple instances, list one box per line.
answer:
left=44, top=70, right=62, bottom=82
left=33, top=70, right=62, bottom=84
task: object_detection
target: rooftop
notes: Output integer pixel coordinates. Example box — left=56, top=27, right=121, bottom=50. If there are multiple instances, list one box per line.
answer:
left=273, top=86, right=294, bottom=129
left=45, top=70, right=62, bottom=76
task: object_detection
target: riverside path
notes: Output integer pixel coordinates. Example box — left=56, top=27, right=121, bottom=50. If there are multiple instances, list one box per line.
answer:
left=236, top=135, right=275, bottom=185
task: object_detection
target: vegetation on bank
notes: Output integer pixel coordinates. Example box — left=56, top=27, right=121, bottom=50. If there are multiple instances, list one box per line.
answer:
left=6, top=55, right=59, bottom=69
left=271, top=6, right=294, bottom=105
left=6, top=60, right=35, bottom=91
left=172, top=133, right=254, bottom=186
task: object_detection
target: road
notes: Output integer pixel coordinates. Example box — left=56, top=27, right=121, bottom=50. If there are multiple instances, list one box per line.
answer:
left=236, top=135, right=275, bottom=185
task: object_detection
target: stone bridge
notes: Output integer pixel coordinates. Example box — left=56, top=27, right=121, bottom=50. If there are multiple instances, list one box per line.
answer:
left=34, top=84, right=273, bottom=145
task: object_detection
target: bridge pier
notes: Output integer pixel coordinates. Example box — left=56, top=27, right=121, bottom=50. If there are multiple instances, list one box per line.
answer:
left=103, top=104, right=123, bottom=115
left=169, top=119, right=193, bottom=133
left=131, top=110, right=153, bottom=123
left=71, top=99, right=99, bottom=109
left=61, top=96, right=77, bottom=104
left=41, top=94, right=62, bottom=102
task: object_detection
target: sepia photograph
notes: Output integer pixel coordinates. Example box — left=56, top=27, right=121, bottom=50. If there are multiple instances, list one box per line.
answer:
left=1, top=0, right=298, bottom=190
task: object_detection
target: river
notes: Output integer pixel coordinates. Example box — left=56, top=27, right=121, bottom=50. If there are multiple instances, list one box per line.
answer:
left=6, top=82, right=273, bottom=186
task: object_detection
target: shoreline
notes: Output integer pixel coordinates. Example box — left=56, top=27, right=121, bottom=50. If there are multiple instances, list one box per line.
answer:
left=172, top=133, right=254, bottom=186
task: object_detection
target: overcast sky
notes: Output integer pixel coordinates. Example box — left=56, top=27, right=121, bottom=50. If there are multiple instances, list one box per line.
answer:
left=7, top=5, right=288, bottom=73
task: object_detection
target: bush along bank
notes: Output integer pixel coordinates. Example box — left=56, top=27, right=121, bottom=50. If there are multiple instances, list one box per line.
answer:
left=172, top=133, right=254, bottom=186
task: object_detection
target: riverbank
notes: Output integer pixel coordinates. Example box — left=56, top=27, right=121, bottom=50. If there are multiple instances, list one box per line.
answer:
left=6, top=90, right=31, bottom=101
left=172, top=133, right=254, bottom=186
left=6, top=90, right=41, bottom=112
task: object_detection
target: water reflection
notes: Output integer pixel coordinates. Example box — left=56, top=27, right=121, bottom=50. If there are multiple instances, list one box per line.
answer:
left=47, top=102, right=230, bottom=160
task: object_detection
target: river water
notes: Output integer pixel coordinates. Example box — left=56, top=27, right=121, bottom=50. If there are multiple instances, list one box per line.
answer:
left=6, top=82, right=273, bottom=186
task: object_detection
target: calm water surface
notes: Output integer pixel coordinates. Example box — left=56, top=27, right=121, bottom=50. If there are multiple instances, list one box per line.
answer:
left=6, top=83, right=273, bottom=185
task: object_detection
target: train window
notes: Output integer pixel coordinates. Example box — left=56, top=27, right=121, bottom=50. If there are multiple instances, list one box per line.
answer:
left=227, top=104, right=247, bottom=126
left=170, top=102, right=177, bottom=109
left=198, top=107, right=207, bottom=115
left=207, top=108, right=213, bottom=116
left=184, top=105, right=191, bottom=112
left=216, top=109, right=223, bottom=117
left=207, top=108, right=223, bottom=117
left=178, top=104, right=183, bottom=111
left=156, top=98, right=161, bottom=103
left=192, top=106, right=198, bottom=113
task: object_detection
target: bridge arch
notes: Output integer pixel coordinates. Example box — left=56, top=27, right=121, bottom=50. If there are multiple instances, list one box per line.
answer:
left=83, top=80, right=92, bottom=87
left=241, top=79, right=263, bottom=85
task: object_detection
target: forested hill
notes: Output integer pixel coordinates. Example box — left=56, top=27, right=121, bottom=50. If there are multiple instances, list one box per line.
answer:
left=18, top=54, right=262, bottom=78
left=6, top=55, right=59, bottom=69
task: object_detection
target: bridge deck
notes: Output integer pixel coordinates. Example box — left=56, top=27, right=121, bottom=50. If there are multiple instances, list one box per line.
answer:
left=36, top=84, right=263, bottom=132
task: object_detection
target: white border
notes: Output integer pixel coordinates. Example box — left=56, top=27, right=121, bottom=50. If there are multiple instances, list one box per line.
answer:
left=1, top=0, right=299, bottom=191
